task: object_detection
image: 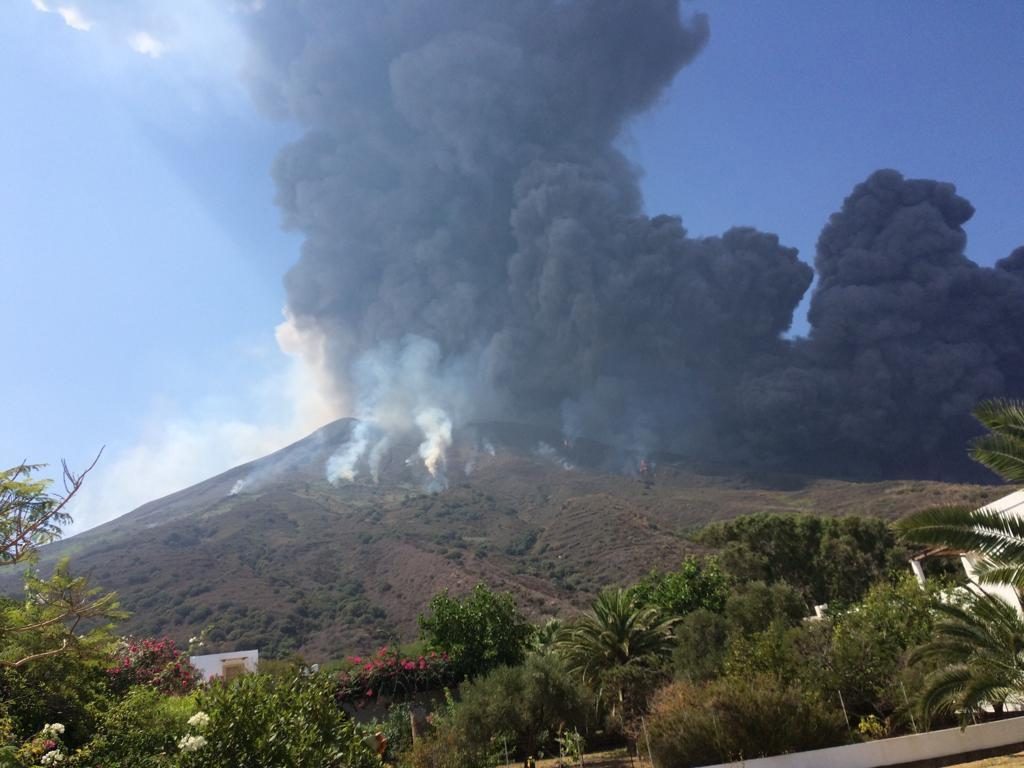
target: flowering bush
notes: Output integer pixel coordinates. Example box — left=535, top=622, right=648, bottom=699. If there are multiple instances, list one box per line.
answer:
left=106, top=637, right=199, bottom=695
left=335, top=646, right=456, bottom=705
left=176, top=734, right=206, bottom=753
left=10, top=723, right=66, bottom=768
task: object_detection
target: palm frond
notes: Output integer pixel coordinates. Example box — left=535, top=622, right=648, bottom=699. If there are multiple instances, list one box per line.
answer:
left=895, top=505, right=1023, bottom=554
left=973, top=399, right=1024, bottom=439
left=969, top=433, right=1024, bottom=483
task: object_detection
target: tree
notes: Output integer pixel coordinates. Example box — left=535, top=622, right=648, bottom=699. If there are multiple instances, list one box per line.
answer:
left=0, top=455, right=99, bottom=566
left=557, top=589, right=676, bottom=680
left=696, top=513, right=902, bottom=607
left=556, top=588, right=675, bottom=728
left=1, top=560, right=123, bottom=669
left=0, top=457, right=122, bottom=670
left=418, top=583, right=533, bottom=679
left=0, top=458, right=123, bottom=747
left=629, top=556, right=727, bottom=620
left=909, top=589, right=1024, bottom=724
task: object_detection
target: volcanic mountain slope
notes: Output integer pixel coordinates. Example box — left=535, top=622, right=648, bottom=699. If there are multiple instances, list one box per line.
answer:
left=25, top=420, right=1001, bottom=661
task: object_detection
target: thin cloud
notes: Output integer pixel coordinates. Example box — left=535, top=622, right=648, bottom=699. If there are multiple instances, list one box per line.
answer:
left=31, top=0, right=93, bottom=32
left=129, top=30, right=166, bottom=58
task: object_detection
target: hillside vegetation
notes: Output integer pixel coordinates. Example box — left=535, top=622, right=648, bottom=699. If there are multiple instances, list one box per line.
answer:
left=21, top=420, right=1001, bottom=659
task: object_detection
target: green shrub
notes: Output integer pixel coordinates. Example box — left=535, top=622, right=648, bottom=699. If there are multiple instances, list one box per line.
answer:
left=646, top=675, right=848, bottom=767
left=410, top=656, right=591, bottom=767
left=672, top=609, right=729, bottom=683
left=73, top=686, right=196, bottom=768
left=0, top=649, right=112, bottom=750
left=451, top=653, right=590, bottom=761
left=178, top=673, right=377, bottom=768
left=371, top=702, right=414, bottom=760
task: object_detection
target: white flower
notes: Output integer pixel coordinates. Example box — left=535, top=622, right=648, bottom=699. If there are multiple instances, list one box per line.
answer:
left=178, top=734, right=207, bottom=752
left=41, top=751, right=65, bottom=766
left=41, top=723, right=65, bottom=737
left=187, top=711, right=210, bottom=729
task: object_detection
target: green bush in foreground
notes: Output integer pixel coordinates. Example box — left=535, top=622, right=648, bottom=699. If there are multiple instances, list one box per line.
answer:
left=74, top=686, right=196, bottom=768
left=646, top=675, right=848, bottom=767
left=179, top=673, right=377, bottom=768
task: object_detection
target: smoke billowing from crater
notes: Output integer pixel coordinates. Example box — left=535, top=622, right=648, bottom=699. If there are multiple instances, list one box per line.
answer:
left=245, top=1, right=1024, bottom=481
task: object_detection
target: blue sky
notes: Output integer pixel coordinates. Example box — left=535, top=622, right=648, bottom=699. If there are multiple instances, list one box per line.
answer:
left=2, top=1, right=1022, bottom=531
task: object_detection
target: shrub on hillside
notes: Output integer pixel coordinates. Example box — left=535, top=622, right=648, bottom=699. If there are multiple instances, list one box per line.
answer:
left=646, top=675, right=848, bottom=767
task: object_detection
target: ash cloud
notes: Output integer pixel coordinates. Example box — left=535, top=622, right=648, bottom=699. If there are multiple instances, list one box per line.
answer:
left=243, top=1, right=1024, bottom=481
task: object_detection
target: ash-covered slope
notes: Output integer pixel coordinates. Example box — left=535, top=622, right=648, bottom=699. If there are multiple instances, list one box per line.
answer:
left=30, top=420, right=1001, bottom=661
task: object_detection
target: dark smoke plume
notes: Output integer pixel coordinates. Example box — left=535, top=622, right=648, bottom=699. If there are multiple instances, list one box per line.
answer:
left=244, top=1, right=1024, bottom=482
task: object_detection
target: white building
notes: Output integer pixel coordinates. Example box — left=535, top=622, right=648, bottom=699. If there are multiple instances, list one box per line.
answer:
left=190, top=649, right=259, bottom=681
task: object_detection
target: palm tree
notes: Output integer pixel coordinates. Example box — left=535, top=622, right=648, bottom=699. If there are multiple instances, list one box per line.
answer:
left=895, top=398, right=1024, bottom=588
left=896, top=400, right=1024, bottom=723
left=969, top=399, right=1024, bottom=483
left=557, top=588, right=676, bottom=680
left=556, top=588, right=676, bottom=725
left=910, top=589, right=1024, bottom=724
left=530, top=618, right=562, bottom=656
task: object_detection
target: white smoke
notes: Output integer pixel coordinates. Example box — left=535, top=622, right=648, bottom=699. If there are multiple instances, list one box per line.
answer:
left=535, top=441, right=574, bottom=471
left=67, top=311, right=346, bottom=533
left=325, top=420, right=371, bottom=483
left=416, top=407, right=453, bottom=488
left=324, top=335, right=471, bottom=489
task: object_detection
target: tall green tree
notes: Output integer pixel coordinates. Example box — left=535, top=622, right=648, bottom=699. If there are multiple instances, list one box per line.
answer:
left=418, top=583, right=533, bottom=679
left=0, top=457, right=121, bottom=670
left=628, top=556, right=727, bottom=620
left=1, top=457, right=99, bottom=566
left=696, top=513, right=901, bottom=607
left=0, top=457, right=123, bottom=747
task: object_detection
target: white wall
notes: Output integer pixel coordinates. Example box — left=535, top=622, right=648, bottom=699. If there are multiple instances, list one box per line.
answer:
left=701, top=717, right=1024, bottom=768
left=190, top=649, right=259, bottom=681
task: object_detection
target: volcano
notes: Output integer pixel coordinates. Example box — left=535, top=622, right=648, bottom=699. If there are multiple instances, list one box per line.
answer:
left=25, top=420, right=1000, bottom=660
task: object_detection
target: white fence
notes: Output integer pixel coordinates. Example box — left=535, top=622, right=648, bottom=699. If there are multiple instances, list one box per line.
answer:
left=704, top=716, right=1024, bottom=768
